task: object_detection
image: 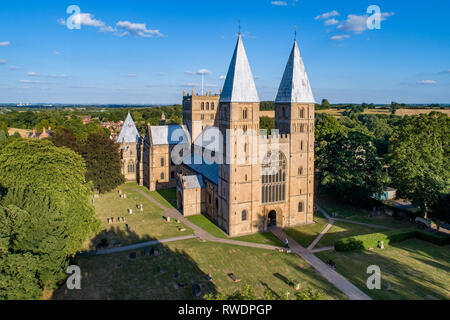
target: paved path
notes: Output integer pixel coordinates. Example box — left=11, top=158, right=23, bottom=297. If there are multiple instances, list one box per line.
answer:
left=308, top=221, right=335, bottom=251
left=271, top=227, right=372, bottom=300
left=315, top=204, right=396, bottom=230
left=310, top=246, right=334, bottom=253
left=88, top=235, right=197, bottom=255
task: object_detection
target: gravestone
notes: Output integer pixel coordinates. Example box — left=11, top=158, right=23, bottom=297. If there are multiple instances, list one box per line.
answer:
left=206, top=274, right=212, bottom=281
left=192, top=284, right=201, bottom=297
left=228, top=273, right=241, bottom=282
left=292, top=280, right=301, bottom=291
left=128, top=209, right=133, bottom=215
left=180, top=228, right=186, bottom=232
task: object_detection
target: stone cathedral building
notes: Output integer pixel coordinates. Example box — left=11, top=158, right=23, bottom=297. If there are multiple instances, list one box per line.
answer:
left=117, top=34, right=315, bottom=237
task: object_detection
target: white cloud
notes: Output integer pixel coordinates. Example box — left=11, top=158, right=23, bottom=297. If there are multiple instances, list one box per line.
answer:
left=19, top=80, right=47, bottom=84
left=58, top=13, right=115, bottom=33
left=324, top=18, right=339, bottom=26
left=219, top=75, right=226, bottom=80
left=338, top=12, right=395, bottom=34
left=271, top=1, right=288, bottom=6
left=8, top=66, right=20, bottom=70
left=0, top=59, right=5, bottom=64
left=27, top=72, right=39, bottom=77
left=330, top=34, right=350, bottom=41
left=116, top=21, right=163, bottom=38
left=315, top=10, right=340, bottom=20
left=186, top=69, right=212, bottom=76
left=0, top=41, right=10, bottom=46
left=418, top=80, right=437, bottom=85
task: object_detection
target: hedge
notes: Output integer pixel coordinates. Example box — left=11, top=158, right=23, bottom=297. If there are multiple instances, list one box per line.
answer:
left=334, top=229, right=450, bottom=252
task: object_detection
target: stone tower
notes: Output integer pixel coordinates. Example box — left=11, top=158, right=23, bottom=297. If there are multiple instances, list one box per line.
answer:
left=275, top=40, right=315, bottom=225
left=218, top=34, right=261, bottom=236
left=117, top=112, right=142, bottom=183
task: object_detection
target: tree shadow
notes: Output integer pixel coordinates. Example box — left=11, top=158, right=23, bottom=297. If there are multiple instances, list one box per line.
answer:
left=154, top=188, right=177, bottom=207
left=51, top=228, right=217, bottom=300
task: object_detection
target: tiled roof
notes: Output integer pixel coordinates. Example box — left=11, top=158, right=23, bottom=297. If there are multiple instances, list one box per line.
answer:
left=150, top=125, right=190, bottom=145
left=184, top=154, right=219, bottom=185
left=182, top=175, right=205, bottom=189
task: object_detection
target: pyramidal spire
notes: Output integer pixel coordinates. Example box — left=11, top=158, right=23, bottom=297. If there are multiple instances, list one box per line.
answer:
left=116, top=112, right=140, bottom=143
left=220, top=34, right=259, bottom=103
left=275, top=40, right=315, bottom=104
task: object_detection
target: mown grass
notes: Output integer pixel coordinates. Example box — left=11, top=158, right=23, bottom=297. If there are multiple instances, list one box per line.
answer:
left=85, top=184, right=192, bottom=249
left=53, top=239, right=346, bottom=300
left=233, top=232, right=285, bottom=247
left=187, top=214, right=228, bottom=239
left=316, top=239, right=450, bottom=300
left=284, top=211, right=330, bottom=248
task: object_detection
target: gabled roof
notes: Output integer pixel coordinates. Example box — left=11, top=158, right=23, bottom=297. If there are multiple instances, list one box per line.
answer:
left=116, top=113, right=140, bottom=143
left=193, top=126, right=220, bottom=152
left=184, top=154, right=219, bottom=185
left=275, top=40, right=315, bottom=104
left=220, top=34, right=259, bottom=103
left=150, top=125, right=190, bottom=145
left=182, top=175, right=205, bottom=189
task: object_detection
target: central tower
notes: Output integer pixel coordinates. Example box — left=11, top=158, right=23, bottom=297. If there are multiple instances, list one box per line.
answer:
left=218, top=34, right=261, bottom=236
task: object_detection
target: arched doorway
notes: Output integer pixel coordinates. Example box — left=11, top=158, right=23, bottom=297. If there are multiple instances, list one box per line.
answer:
left=177, top=191, right=183, bottom=212
left=268, top=210, right=277, bottom=228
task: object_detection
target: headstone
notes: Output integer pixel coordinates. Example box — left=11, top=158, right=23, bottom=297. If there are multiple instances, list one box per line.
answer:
left=123, top=194, right=127, bottom=199
left=128, top=209, right=133, bottom=215
left=379, top=241, right=385, bottom=249
left=386, top=282, right=391, bottom=291
left=292, top=280, right=301, bottom=291
left=166, top=216, right=171, bottom=222
left=206, top=274, right=212, bottom=281
left=228, top=273, right=241, bottom=282
left=180, top=228, right=186, bottom=232
left=192, top=284, right=201, bottom=297
left=144, top=248, right=151, bottom=256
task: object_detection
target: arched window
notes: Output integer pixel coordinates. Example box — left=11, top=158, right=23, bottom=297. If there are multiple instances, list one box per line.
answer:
left=161, top=157, right=165, bottom=166
left=206, top=102, right=210, bottom=110
left=298, top=167, right=303, bottom=175
left=299, top=108, right=305, bottom=119
left=128, top=162, right=135, bottom=173
left=160, top=172, right=165, bottom=181
left=300, top=141, right=304, bottom=151
left=298, top=202, right=304, bottom=212
left=261, top=151, right=287, bottom=204
left=201, top=102, right=205, bottom=110
left=243, top=108, right=247, bottom=119
left=211, top=102, right=215, bottom=110
left=242, top=210, right=247, bottom=221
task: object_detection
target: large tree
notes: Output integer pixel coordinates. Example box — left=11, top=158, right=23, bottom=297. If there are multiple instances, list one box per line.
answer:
left=389, top=112, right=449, bottom=215
left=79, top=132, right=125, bottom=193
left=316, top=130, right=387, bottom=205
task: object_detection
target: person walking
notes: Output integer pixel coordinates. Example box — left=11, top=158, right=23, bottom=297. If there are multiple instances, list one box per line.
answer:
left=285, top=238, right=289, bottom=248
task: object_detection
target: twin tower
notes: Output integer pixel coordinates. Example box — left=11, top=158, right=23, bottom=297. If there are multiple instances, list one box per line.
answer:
left=183, top=34, right=316, bottom=236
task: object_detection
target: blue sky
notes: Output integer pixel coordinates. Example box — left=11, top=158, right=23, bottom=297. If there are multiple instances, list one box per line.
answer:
left=0, top=0, right=449, bottom=104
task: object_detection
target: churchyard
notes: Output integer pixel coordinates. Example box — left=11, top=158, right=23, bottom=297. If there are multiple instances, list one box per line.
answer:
left=83, top=184, right=193, bottom=250
left=53, top=239, right=346, bottom=300
left=316, top=239, right=450, bottom=300
left=65, top=183, right=449, bottom=300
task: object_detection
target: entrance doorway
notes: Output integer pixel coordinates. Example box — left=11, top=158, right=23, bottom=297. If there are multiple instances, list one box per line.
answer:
left=268, top=210, right=277, bottom=228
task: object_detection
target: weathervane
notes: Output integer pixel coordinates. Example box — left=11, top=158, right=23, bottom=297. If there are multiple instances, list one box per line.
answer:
left=294, top=25, right=297, bottom=41
left=238, top=20, right=241, bottom=35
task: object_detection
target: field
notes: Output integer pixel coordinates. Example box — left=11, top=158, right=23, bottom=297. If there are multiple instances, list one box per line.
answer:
left=84, top=184, right=193, bottom=250
left=315, top=108, right=450, bottom=118
left=52, top=239, right=347, bottom=300
left=316, top=239, right=450, bottom=300
left=284, top=211, right=330, bottom=247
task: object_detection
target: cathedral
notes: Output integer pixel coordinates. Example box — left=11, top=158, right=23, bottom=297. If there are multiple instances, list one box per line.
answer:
left=116, top=34, right=315, bottom=237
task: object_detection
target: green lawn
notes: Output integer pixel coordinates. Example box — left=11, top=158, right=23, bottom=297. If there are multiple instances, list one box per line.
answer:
left=316, top=239, right=450, bottom=300
left=187, top=214, right=228, bottom=239
left=85, top=184, right=192, bottom=250
left=149, top=188, right=177, bottom=209
left=317, top=195, right=414, bottom=229
left=233, top=232, right=285, bottom=247
left=284, top=211, right=330, bottom=247
left=315, top=221, right=386, bottom=248
left=52, top=239, right=346, bottom=300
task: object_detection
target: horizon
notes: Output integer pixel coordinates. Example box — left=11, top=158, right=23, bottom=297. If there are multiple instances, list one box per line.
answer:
left=0, top=0, right=449, bottom=104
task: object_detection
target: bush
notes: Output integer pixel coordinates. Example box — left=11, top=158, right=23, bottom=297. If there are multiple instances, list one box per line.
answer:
left=335, top=228, right=450, bottom=251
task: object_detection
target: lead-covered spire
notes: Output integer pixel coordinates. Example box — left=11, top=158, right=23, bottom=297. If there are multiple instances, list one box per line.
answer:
left=116, top=112, right=140, bottom=143
left=220, top=34, right=259, bottom=103
left=275, top=40, right=315, bottom=104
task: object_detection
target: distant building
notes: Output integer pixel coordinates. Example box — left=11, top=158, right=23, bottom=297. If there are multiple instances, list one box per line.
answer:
left=28, top=127, right=53, bottom=139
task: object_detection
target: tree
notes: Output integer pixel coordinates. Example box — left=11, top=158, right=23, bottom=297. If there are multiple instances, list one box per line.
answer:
left=51, top=127, right=80, bottom=152
left=260, top=116, right=275, bottom=135
left=316, top=130, right=387, bottom=205
left=321, top=99, right=330, bottom=109
left=0, top=139, right=99, bottom=255
left=80, top=132, right=125, bottom=193
left=315, top=114, right=346, bottom=141
left=389, top=112, right=449, bottom=215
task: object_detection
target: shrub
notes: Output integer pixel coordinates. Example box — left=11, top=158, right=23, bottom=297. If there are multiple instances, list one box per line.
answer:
left=335, top=228, right=450, bottom=251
